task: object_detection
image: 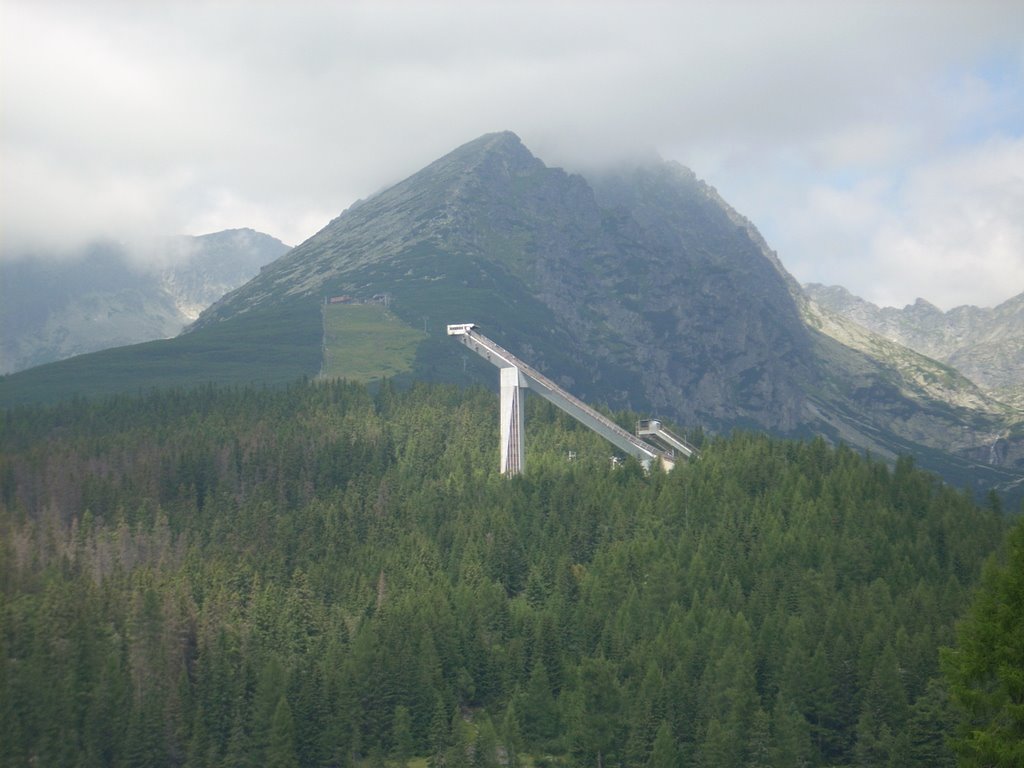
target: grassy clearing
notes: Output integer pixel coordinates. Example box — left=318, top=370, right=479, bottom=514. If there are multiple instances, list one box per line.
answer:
left=320, top=302, right=426, bottom=383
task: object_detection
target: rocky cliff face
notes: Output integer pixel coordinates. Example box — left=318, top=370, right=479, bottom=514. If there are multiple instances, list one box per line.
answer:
left=583, top=163, right=816, bottom=430
left=0, top=229, right=288, bottom=374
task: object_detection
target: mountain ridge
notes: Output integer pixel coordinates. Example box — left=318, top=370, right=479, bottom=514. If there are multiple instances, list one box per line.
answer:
left=805, top=283, right=1024, bottom=409
left=2, top=132, right=1021, bottom=501
left=192, top=132, right=817, bottom=431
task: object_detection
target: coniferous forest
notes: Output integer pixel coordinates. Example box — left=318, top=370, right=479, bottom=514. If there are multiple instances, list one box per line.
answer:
left=0, top=379, right=1017, bottom=767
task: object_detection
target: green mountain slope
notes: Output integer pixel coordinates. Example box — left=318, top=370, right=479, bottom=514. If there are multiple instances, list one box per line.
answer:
left=0, top=299, right=322, bottom=405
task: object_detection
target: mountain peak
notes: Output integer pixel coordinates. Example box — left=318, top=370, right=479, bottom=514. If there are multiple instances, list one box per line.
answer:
left=906, top=297, right=942, bottom=314
left=466, top=130, right=525, bottom=151
left=420, top=130, right=542, bottom=182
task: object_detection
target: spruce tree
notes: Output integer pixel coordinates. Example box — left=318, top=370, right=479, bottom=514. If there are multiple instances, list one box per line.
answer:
left=266, top=696, right=299, bottom=768
left=501, top=701, right=523, bottom=768
left=520, top=661, right=559, bottom=745
left=905, top=678, right=955, bottom=768
left=648, top=720, right=679, bottom=768
left=392, top=703, right=415, bottom=763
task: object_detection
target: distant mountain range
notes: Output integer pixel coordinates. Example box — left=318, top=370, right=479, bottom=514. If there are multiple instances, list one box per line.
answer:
left=804, top=284, right=1024, bottom=410
left=1, top=132, right=1020, bottom=502
left=0, top=229, right=289, bottom=374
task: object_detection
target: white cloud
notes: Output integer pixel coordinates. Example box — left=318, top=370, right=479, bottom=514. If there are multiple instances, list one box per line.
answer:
left=0, top=149, right=194, bottom=254
left=871, top=137, right=1024, bottom=309
left=762, top=137, right=1024, bottom=309
left=1, top=0, right=1022, bottom=307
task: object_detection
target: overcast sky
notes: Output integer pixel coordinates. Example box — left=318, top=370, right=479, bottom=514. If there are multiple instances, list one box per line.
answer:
left=2, top=1, right=1022, bottom=309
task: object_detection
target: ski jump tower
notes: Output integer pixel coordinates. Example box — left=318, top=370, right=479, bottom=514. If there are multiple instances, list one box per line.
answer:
left=447, top=323, right=698, bottom=475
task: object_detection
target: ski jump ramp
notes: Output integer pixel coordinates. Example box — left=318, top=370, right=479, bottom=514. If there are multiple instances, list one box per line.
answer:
left=447, top=323, right=699, bottom=475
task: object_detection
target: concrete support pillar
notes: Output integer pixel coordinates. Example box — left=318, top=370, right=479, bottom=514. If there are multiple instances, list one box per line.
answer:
left=500, top=366, right=526, bottom=476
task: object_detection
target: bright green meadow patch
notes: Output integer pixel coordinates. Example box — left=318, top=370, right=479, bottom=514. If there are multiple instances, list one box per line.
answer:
left=320, top=302, right=426, bottom=382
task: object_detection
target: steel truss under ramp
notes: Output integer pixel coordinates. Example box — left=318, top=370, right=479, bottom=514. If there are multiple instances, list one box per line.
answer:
left=447, top=323, right=699, bottom=475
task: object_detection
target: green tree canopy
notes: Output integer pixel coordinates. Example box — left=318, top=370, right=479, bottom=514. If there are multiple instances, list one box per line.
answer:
left=0, top=380, right=1011, bottom=767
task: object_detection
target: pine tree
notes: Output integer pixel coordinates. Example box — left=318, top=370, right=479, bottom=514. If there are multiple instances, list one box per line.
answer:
left=571, top=657, right=623, bottom=768
left=266, top=695, right=299, bottom=768
left=446, top=706, right=473, bottom=768
left=648, top=720, right=679, bottom=768
left=520, top=661, right=559, bottom=745
left=251, top=657, right=289, bottom=764
left=852, top=709, right=892, bottom=768
left=125, top=693, right=169, bottom=768
left=222, top=705, right=253, bottom=768
left=853, top=643, right=910, bottom=766
left=747, top=707, right=772, bottom=768
left=428, top=696, right=451, bottom=768
left=905, top=678, right=955, bottom=768
left=698, top=717, right=730, bottom=768
left=392, top=703, right=415, bottom=763
left=501, top=701, right=523, bottom=768
left=769, top=692, right=811, bottom=768
left=474, top=713, right=500, bottom=768
left=625, top=662, right=665, bottom=766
